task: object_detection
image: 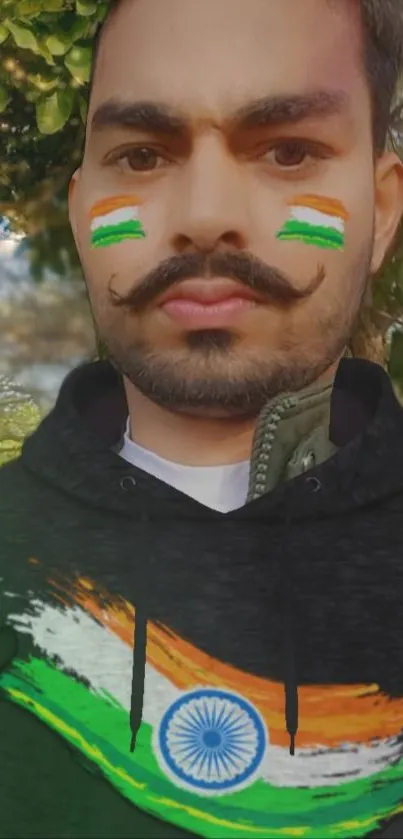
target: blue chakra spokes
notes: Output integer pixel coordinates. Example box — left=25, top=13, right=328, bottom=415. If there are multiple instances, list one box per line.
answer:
left=157, top=688, right=266, bottom=793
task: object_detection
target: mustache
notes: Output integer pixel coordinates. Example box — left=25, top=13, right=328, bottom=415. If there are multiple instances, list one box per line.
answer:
left=108, top=252, right=325, bottom=311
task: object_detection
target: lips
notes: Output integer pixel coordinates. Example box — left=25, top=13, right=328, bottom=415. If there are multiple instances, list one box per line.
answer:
left=158, top=279, right=262, bottom=329
left=158, top=279, right=263, bottom=307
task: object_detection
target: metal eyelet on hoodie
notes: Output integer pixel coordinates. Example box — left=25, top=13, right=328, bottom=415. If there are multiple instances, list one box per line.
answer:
left=120, top=476, right=137, bottom=491
left=305, top=476, right=322, bottom=493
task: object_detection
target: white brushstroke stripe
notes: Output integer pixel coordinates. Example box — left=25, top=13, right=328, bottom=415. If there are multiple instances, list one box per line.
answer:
left=7, top=601, right=402, bottom=788
left=8, top=599, right=178, bottom=724
left=289, top=206, right=345, bottom=233
left=91, top=206, right=140, bottom=231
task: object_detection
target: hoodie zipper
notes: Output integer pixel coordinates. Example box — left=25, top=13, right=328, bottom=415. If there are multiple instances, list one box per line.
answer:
left=248, top=395, right=299, bottom=501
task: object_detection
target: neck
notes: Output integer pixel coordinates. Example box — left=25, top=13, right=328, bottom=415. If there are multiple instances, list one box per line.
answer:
left=123, top=360, right=341, bottom=467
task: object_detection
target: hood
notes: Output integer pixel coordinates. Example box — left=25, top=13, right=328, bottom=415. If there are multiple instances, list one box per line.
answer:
left=20, top=354, right=403, bottom=523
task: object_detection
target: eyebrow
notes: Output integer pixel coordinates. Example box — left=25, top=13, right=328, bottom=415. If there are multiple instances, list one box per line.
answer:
left=90, top=90, right=349, bottom=137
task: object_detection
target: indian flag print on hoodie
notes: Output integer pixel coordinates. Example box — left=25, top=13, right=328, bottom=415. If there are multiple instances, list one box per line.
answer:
left=276, top=195, right=349, bottom=250
left=2, top=571, right=403, bottom=839
left=90, top=195, right=146, bottom=248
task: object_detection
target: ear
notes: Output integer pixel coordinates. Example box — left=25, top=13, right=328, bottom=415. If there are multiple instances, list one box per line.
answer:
left=371, top=151, right=403, bottom=274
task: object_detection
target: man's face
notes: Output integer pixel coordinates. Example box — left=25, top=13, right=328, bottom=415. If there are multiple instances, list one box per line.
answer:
left=70, top=0, right=397, bottom=418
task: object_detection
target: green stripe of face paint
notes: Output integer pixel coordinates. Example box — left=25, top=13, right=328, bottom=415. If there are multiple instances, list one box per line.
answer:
left=276, top=220, right=345, bottom=250
left=91, top=219, right=146, bottom=248
left=1, top=657, right=403, bottom=839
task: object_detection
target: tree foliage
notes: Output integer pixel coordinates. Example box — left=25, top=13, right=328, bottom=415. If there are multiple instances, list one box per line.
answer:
left=0, top=0, right=106, bottom=279
left=1, top=0, right=403, bottom=373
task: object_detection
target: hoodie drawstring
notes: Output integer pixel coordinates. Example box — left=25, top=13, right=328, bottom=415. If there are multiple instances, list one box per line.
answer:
left=130, top=603, right=147, bottom=752
left=130, top=511, right=150, bottom=752
left=284, top=609, right=298, bottom=755
left=282, top=506, right=299, bottom=755
left=129, top=506, right=301, bottom=757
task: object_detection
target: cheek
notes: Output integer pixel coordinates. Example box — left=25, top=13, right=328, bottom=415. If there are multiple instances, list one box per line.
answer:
left=87, top=196, right=148, bottom=249
left=254, top=189, right=373, bottom=276
left=341, top=165, right=375, bottom=253
left=78, top=200, right=150, bottom=290
left=82, top=239, right=144, bottom=296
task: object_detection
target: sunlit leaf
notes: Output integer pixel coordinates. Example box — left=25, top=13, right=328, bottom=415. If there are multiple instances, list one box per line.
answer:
left=46, top=33, right=73, bottom=56
left=34, top=41, right=56, bottom=65
left=75, top=0, right=98, bottom=17
left=64, top=45, right=92, bottom=84
left=27, top=73, right=60, bottom=93
left=0, top=25, right=9, bottom=45
left=36, top=88, right=74, bottom=134
left=5, top=20, right=39, bottom=52
left=0, top=377, right=42, bottom=467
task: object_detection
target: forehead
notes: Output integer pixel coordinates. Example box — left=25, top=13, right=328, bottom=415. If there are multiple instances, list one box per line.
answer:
left=90, top=0, right=367, bottom=124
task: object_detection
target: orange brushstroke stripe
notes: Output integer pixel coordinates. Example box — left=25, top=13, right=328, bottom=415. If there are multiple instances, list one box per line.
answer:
left=54, top=575, right=403, bottom=749
left=90, top=195, right=143, bottom=220
left=288, top=195, right=350, bottom=220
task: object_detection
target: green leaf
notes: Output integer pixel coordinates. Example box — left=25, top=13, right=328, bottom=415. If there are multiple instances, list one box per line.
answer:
left=0, top=85, right=10, bottom=113
left=0, top=25, right=9, bottom=45
left=64, top=45, right=92, bottom=84
left=94, top=2, right=109, bottom=23
left=25, top=88, right=42, bottom=103
left=36, top=88, right=74, bottom=135
left=68, top=18, right=92, bottom=42
left=9, top=0, right=42, bottom=16
left=76, top=0, right=98, bottom=16
left=46, top=33, right=73, bottom=56
left=39, top=0, right=65, bottom=10
left=12, top=0, right=50, bottom=15
left=32, top=41, right=56, bottom=65
left=5, top=21, right=39, bottom=52
left=27, top=73, right=60, bottom=93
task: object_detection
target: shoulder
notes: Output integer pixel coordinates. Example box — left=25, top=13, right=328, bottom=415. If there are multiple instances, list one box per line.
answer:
left=0, top=456, right=46, bottom=560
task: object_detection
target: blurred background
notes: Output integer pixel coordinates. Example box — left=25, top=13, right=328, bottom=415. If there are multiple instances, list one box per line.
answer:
left=1, top=0, right=403, bottom=419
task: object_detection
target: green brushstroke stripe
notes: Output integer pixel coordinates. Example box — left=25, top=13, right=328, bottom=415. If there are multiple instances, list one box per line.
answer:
left=277, top=233, right=343, bottom=251
left=92, top=232, right=146, bottom=248
left=1, top=658, right=402, bottom=839
left=276, top=220, right=344, bottom=250
left=91, top=219, right=146, bottom=247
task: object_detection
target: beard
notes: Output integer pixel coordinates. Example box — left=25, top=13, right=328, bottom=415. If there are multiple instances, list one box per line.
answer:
left=90, top=244, right=373, bottom=420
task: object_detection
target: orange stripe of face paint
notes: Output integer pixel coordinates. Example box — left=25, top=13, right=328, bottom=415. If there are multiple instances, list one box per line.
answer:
left=288, top=195, right=350, bottom=220
left=90, top=195, right=143, bottom=220
left=52, top=575, right=403, bottom=749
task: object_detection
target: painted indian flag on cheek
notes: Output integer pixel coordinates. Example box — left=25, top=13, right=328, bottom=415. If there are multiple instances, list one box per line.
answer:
left=276, top=195, right=350, bottom=250
left=2, top=574, right=403, bottom=839
left=90, top=195, right=146, bottom=248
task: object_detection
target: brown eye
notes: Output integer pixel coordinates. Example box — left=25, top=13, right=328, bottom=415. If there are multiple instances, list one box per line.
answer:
left=118, top=147, right=165, bottom=172
left=272, top=141, right=309, bottom=167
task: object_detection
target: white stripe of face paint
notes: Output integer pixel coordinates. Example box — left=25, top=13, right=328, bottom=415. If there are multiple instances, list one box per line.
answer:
left=8, top=602, right=401, bottom=787
left=91, top=206, right=140, bottom=231
left=290, top=206, right=345, bottom=233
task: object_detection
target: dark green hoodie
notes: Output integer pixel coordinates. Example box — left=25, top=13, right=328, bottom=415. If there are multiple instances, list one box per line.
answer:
left=0, top=355, right=403, bottom=839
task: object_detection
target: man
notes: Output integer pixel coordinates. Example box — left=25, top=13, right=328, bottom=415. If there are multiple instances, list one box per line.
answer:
left=1, top=0, right=403, bottom=836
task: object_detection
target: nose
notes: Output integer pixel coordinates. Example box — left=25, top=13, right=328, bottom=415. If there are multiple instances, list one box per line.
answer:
left=169, top=135, right=249, bottom=254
